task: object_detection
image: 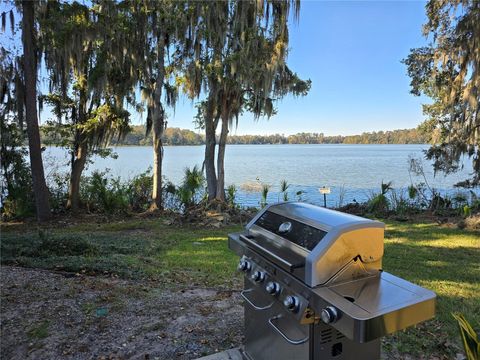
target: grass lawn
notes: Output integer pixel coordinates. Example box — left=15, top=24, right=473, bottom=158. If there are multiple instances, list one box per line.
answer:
left=1, top=217, right=479, bottom=358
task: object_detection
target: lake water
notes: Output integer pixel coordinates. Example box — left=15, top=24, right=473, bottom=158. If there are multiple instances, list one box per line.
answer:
left=43, top=144, right=478, bottom=208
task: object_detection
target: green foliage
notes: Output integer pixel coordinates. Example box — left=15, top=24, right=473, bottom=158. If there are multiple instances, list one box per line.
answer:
left=408, top=185, right=417, bottom=200
left=37, top=230, right=98, bottom=257
left=403, top=1, right=480, bottom=186
left=0, top=120, right=35, bottom=220
left=280, top=180, right=289, bottom=202
left=47, top=171, right=70, bottom=214
left=367, top=194, right=390, bottom=216
left=367, top=181, right=393, bottom=216
left=79, top=104, right=131, bottom=148
left=226, top=184, right=237, bottom=208
left=1, top=218, right=479, bottom=357
left=125, top=169, right=153, bottom=212
left=260, top=184, right=270, bottom=208
left=80, top=171, right=128, bottom=214
left=27, top=321, right=50, bottom=340
left=452, top=313, right=479, bottom=360
left=176, top=165, right=205, bottom=210
left=93, top=126, right=430, bottom=146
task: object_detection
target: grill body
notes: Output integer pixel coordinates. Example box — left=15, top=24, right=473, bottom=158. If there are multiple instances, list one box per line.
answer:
left=229, top=202, right=435, bottom=360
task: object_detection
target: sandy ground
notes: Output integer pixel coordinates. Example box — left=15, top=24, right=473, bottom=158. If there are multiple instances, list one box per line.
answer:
left=0, top=266, right=464, bottom=360
left=0, top=266, right=243, bottom=360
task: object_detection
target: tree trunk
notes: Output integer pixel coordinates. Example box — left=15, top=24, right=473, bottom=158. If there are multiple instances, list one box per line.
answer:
left=215, top=118, right=229, bottom=202
left=150, top=105, right=165, bottom=210
left=204, top=97, right=218, bottom=201
left=66, top=140, right=87, bottom=211
left=150, top=32, right=166, bottom=211
left=22, top=0, right=51, bottom=221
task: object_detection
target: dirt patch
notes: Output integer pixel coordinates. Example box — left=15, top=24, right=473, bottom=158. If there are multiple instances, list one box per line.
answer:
left=0, top=266, right=243, bottom=359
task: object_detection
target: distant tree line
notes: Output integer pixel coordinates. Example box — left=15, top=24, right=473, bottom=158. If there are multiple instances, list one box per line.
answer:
left=235, top=128, right=429, bottom=145
left=45, top=126, right=427, bottom=146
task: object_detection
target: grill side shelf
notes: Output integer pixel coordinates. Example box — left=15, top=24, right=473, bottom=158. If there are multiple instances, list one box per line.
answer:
left=311, top=272, right=436, bottom=342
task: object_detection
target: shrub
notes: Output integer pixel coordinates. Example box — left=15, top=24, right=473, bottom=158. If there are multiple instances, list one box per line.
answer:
left=81, top=171, right=128, bottom=214
left=367, top=194, right=390, bottom=215
left=226, top=184, right=237, bottom=207
left=0, top=122, right=35, bottom=220
left=126, top=169, right=153, bottom=212
left=48, top=171, right=70, bottom=214
left=367, top=181, right=392, bottom=216
left=176, top=165, right=204, bottom=210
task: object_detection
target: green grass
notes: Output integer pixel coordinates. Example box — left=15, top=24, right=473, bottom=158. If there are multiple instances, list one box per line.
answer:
left=382, top=221, right=480, bottom=357
left=0, top=219, right=243, bottom=288
left=27, top=321, right=50, bottom=339
left=1, top=217, right=479, bottom=357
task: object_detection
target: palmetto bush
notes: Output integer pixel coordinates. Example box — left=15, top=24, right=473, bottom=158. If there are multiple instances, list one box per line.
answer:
left=367, top=181, right=393, bottom=216
left=176, top=165, right=205, bottom=210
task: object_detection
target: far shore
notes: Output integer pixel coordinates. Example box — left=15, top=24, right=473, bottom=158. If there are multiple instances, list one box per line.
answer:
left=42, top=143, right=432, bottom=148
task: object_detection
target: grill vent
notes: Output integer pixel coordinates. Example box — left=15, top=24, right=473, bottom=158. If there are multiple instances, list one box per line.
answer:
left=335, top=331, right=345, bottom=340
left=319, top=328, right=333, bottom=344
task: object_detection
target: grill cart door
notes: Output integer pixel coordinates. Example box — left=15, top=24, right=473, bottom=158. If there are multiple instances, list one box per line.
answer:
left=242, top=279, right=310, bottom=360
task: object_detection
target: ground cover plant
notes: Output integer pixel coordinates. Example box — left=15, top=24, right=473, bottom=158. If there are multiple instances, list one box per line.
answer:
left=1, top=216, right=478, bottom=359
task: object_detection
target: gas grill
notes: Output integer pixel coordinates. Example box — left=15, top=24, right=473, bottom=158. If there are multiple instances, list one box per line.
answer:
left=228, top=202, right=436, bottom=360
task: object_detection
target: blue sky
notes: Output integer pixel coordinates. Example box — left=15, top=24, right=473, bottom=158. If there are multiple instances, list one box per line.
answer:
left=169, top=0, right=430, bottom=136
left=1, top=1, right=430, bottom=136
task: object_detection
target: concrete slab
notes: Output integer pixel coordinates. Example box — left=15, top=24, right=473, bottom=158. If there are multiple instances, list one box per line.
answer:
left=195, top=347, right=244, bottom=360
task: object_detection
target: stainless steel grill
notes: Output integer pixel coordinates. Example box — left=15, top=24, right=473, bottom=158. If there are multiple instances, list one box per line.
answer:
left=228, top=202, right=436, bottom=360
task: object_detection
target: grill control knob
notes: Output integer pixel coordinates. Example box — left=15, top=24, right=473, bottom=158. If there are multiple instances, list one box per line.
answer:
left=265, top=281, right=281, bottom=296
left=237, top=259, right=251, bottom=272
left=321, top=306, right=339, bottom=324
left=250, top=271, right=265, bottom=283
left=283, top=295, right=300, bottom=312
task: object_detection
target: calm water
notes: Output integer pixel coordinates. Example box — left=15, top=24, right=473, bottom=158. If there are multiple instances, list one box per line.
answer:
left=43, top=144, right=477, bottom=207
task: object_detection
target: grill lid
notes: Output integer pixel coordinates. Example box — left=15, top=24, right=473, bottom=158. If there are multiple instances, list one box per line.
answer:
left=246, top=202, right=385, bottom=287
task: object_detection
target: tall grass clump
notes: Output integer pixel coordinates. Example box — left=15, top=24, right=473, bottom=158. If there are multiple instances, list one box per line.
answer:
left=260, top=184, right=270, bottom=208
left=279, top=180, right=290, bottom=202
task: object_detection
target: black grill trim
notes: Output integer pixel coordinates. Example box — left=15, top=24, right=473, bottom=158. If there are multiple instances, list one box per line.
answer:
left=254, top=210, right=328, bottom=251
